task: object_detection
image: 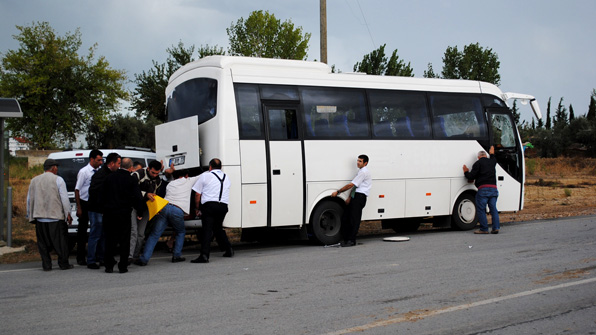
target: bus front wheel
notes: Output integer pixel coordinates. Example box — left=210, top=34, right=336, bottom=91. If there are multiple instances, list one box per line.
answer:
left=309, top=201, right=343, bottom=245
left=452, top=193, right=477, bottom=230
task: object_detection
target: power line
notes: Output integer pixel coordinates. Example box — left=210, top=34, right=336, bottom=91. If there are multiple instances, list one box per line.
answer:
left=356, top=0, right=376, bottom=48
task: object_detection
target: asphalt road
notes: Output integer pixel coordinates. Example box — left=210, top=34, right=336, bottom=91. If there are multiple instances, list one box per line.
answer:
left=1, top=216, right=595, bottom=335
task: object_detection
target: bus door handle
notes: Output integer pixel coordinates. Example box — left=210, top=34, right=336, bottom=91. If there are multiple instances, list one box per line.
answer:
left=498, top=176, right=504, bottom=181
left=272, top=169, right=281, bottom=175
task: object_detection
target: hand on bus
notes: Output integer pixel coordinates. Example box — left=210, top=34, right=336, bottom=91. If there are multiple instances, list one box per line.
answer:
left=489, top=146, right=495, bottom=155
left=67, top=213, right=73, bottom=225
left=164, top=162, right=175, bottom=176
left=462, top=164, right=469, bottom=173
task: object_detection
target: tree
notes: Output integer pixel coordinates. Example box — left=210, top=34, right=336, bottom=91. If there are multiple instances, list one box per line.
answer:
left=553, top=97, right=568, bottom=130
left=130, top=41, right=224, bottom=122
left=569, top=104, right=575, bottom=121
left=0, top=22, right=127, bottom=149
left=423, top=63, right=437, bottom=78
left=441, top=43, right=501, bottom=85
left=545, top=97, right=552, bottom=130
left=86, top=114, right=160, bottom=149
left=511, top=100, right=520, bottom=126
left=588, top=89, right=596, bottom=120
left=353, top=44, right=413, bottom=77
left=227, top=10, right=310, bottom=60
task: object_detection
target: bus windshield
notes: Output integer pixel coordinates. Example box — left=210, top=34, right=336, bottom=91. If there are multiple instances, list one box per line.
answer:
left=167, top=78, right=218, bottom=123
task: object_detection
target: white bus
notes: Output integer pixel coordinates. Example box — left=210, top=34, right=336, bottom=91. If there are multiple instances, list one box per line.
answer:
left=156, top=56, right=541, bottom=244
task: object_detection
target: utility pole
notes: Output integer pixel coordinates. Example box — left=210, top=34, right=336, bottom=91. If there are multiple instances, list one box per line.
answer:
left=320, top=0, right=327, bottom=64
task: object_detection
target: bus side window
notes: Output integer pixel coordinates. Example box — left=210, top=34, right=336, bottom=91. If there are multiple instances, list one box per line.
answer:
left=429, top=94, right=486, bottom=139
left=369, top=90, right=430, bottom=139
left=301, top=87, right=368, bottom=138
left=235, top=84, right=264, bottom=139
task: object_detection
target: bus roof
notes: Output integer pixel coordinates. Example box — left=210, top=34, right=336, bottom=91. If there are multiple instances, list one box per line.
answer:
left=168, top=56, right=541, bottom=118
left=171, top=56, right=492, bottom=94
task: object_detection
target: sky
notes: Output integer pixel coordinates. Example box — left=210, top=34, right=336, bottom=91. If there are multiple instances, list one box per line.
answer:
left=1, top=0, right=595, bottom=124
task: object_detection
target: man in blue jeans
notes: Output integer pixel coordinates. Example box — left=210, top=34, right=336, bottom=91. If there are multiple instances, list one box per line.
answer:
left=463, top=146, right=500, bottom=234
left=136, top=169, right=199, bottom=265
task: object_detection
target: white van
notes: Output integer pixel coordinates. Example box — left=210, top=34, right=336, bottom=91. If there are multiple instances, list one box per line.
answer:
left=47, top=148, right=157, bottom=242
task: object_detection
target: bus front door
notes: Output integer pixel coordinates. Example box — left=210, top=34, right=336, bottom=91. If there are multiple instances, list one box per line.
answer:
left=487, top=108, right=524, bottom=211
left=264, top=106, right=304, bottom=227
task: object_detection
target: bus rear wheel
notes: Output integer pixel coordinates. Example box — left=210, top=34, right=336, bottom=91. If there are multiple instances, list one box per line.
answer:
left=309, top=201, right=343, bottom=245
left=452, top=193, right=477, bottom=230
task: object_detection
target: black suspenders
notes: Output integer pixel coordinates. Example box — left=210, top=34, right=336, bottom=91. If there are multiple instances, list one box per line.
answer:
left=211, top=171, right=226, bottom=202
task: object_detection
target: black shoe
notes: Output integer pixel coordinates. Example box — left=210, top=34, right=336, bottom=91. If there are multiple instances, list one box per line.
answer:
left=43, top=268, right=52, bottom=272
left=223, top=248, right=234, bottom=258
left=99, top=261, right=105, bottom=267
left=190, top=256, right=209, bottom=263
left=133, top=259, right=147, bottom=266
left=119, top=268, right=128, bottom=274
left=341, top=241, right=356, bottom=247
left=87, top=263, right=100, bottom=269
left=127, top=258, right=133, bottom=266
left=105, top=267, right=113, bottom=273
left=60, top=264, right=74, bottom=270
left=172, top=256, right=186, bottom=263
left=77, top=260, right=87, bottom=266
left=491, top=229, right=500, bottom=234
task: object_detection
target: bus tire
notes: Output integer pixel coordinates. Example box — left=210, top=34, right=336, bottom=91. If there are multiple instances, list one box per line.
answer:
left=452, top=193, right=477, bottom=230
left=309, top=201, right=343, bottom=245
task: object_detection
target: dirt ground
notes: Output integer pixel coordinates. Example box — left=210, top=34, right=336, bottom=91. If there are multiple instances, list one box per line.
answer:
left=2, top=158, right=595, bottom=264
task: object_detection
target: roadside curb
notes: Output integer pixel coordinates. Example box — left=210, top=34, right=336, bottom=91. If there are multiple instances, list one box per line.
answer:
left=0, top=246, right=26, bottom=256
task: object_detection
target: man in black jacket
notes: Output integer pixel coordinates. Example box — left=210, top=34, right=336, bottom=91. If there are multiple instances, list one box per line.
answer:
left=463, top=146, right=500, bottom=234
left=102, top=155, right=144, bottom=273
left=86, top=153, right=119, bottom=269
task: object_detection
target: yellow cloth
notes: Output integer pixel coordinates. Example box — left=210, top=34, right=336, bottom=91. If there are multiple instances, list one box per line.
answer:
left=146, top=195, right=169, bottom=220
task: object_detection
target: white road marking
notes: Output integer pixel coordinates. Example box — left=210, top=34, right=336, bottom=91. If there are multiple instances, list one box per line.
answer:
left=324, top=277, right=596, bottom=335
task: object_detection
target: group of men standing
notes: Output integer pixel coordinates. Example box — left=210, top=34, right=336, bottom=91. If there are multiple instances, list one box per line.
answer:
left=27, top=150, right=234, bottom=273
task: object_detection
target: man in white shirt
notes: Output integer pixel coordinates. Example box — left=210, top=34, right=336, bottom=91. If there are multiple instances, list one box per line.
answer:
left=27, top=159, right=73, bottom=271
left=331, top=154, right=372, bottom=247
left=136, top=168, right=198, bottom=265
left=74, top=149, right=103, bottom=265
left=190, top=158, right=233, bottom=263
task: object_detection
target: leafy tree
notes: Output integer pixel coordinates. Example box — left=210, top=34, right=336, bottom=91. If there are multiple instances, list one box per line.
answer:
left=0, top=22, right=127, bottom=149
left=569, top=104, right=575, bottom=121
left=588, top=89, right=596, bottom=120
left=441, top=43, right=501, bottom=85
left=353, top=44, right=413, bottom=77
left=511, top=100, right=520, bottom=126
left=423, top=63, right=437, bottom=78
left=87, top=114, right=160, bottom=149
left=537, top=114, right=544, bottom=128
left=130, top=42, right=224, bottom=122
left=227, top=10, right=310, bottom=60
left=553, top=97, right=568, bottom=130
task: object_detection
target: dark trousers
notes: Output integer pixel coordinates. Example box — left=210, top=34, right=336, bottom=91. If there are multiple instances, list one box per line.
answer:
left=341, top=193, right=367, bottom=243
left=76, top=200, right=89, bottom=262
left=200, top=202, right=231, bottom=259
left=103, top=211, right=132, bottom=271
left=35, top=220, right=70, bottom=270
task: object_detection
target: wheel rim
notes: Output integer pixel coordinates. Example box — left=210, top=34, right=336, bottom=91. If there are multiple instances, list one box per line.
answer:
left=458, top=199, right=476, bottom=224
left=318, top=209, right=340, bottom=237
